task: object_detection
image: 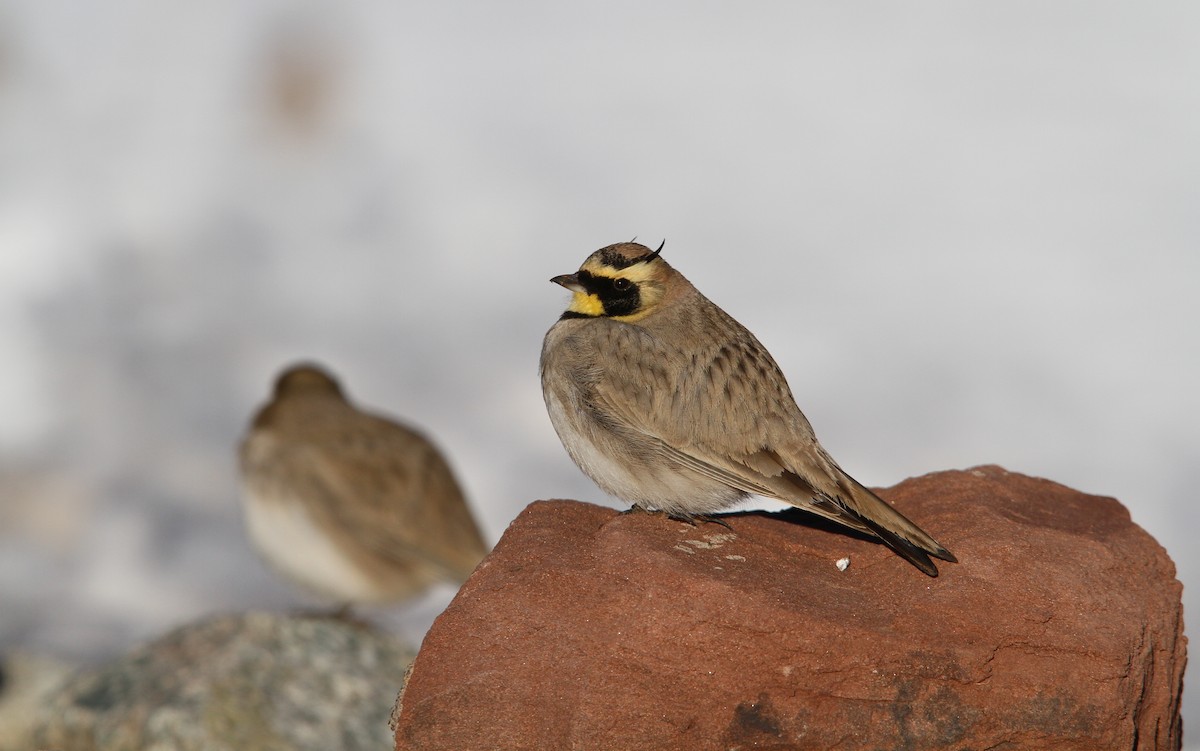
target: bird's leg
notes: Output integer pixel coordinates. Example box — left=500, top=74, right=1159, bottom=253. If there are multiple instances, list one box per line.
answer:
left=622, top=505, right=733, bottom=530
left=329, top=603, right=374, bottom=631
left=291, top=603, right=373, bottom=630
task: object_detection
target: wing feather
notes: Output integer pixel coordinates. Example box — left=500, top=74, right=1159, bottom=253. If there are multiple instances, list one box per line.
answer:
left=582, top=306, right=952, bottom=570
left=245, top=410, right=486, bottom=582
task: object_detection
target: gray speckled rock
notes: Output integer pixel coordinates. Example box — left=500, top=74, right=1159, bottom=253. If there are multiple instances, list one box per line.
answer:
left=33, top=611, right=414, bottom=751
left=0, top=651, right=76, bottom=750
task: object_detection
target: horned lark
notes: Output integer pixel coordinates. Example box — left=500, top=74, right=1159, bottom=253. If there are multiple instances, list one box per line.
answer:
left=540, top=242, right=956, bottom=576
left=238, top=363, right=489, bottom=604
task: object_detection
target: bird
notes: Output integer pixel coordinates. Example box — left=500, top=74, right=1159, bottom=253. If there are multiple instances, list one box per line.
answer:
left=237, top=363, right=489, bottom=606
left=539, top=241, right=956, bottom=576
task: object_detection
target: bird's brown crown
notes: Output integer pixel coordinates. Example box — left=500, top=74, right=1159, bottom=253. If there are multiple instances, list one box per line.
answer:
left=554, top=241, right=672, bottom=322
left=273, top=363, right=344, bottom=399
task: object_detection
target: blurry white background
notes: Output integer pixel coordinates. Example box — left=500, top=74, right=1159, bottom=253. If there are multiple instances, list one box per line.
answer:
left=0, top=0, right=1196, bottom=738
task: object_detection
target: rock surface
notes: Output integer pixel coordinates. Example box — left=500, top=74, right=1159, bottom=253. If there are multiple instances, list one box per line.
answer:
left=34, top=610, right=414, bottom=751
left=393, top=466, right=1185, bottom=751
left=0, top=651, right=75, bottom=750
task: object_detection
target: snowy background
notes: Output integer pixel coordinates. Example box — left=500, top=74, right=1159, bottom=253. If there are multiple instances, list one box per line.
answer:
left=1, top=0, right=1196, bottom=738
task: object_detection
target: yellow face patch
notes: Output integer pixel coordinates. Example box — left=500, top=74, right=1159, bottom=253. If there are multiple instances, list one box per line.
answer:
left=566, top=290, right=606, bottom=317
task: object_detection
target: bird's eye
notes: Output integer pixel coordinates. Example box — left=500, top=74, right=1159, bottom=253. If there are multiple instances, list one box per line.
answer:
left=612, top=278, right=632, bottom=292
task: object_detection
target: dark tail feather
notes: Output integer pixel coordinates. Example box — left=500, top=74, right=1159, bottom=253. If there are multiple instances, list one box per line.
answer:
left=856, top=513, right=943, bottom=577
left=775, top=457, right=957, bottom=575
left=835, top=473, right=958, bottom=572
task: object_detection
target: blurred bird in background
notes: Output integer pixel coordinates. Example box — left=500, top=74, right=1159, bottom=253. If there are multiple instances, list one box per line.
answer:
left=238, top=363, right=489, bottom=610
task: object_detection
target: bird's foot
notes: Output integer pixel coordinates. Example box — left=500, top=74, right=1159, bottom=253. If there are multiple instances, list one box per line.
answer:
left=291, top=603, right=374, bottom=631
left=621, top=505, right=733, bottom=530
left=683, top=513, right=733, bottom=530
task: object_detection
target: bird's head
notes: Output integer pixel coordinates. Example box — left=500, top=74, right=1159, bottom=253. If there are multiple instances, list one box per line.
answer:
left=272, top=363, right=344, bottom=399
left=551, top=240, right=672, bottom=322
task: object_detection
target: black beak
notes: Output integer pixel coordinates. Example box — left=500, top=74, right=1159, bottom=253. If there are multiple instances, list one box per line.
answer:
left=551, top=274, right=585, bottom=293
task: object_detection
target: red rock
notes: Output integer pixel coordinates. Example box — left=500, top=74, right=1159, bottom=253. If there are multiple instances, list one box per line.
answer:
left=392, top=466, right=1185, bottom=750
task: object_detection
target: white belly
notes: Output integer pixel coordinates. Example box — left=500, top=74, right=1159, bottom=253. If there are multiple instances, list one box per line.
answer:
left=544, top=388, right=743, bottom=516
left=242, top=488, right=387, bottom=603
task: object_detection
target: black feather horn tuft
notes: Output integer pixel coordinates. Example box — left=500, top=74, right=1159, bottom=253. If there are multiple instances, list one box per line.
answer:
left=643, top=239, right=665, bottom=263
